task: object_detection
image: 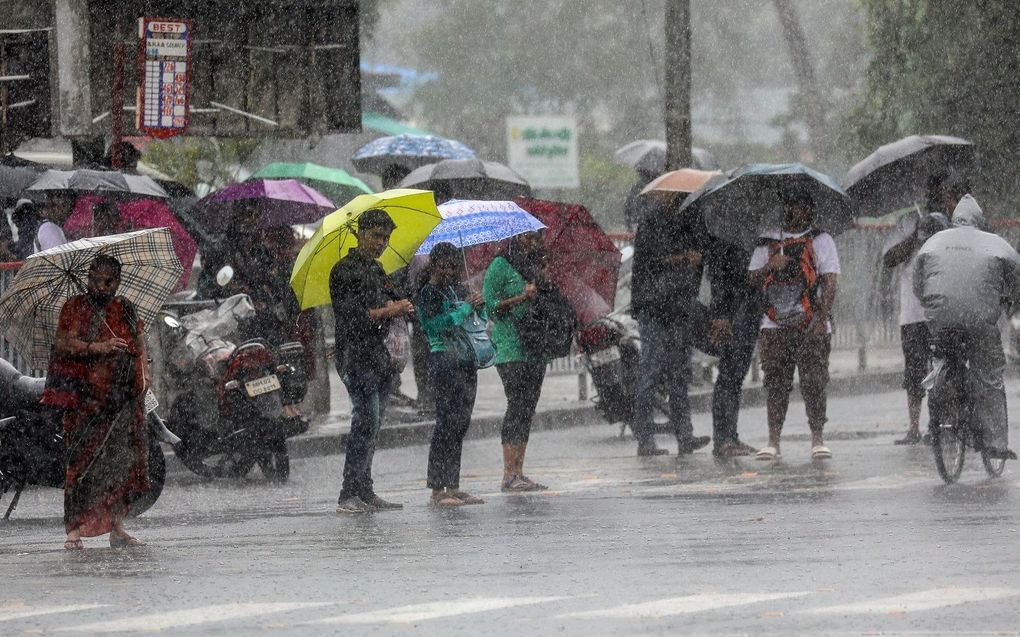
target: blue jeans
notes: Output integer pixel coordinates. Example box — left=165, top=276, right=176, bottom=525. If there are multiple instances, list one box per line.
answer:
left=632, top=316, right=693, bottom=445
left=711, top=304, right=762, bottom=446
left=339, top=364, right=393, bottom=500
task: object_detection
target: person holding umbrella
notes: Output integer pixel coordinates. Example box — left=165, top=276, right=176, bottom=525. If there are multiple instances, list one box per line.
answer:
left=416, top=241, right=487, bottom=507
left=330, top=209, right=415, bottom=514
left=748, top=188, right=840, bottom=461
left=41, top=254, right=152, bottom=549
left=882, top=170, right=962, bottom=445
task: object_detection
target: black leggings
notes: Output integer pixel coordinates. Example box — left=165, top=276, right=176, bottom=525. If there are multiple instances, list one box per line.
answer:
left=496, top=361, right=546, bottom=445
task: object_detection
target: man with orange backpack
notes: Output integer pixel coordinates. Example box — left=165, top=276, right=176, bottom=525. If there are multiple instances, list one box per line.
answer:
left=747, top=189, right=840, bottom=461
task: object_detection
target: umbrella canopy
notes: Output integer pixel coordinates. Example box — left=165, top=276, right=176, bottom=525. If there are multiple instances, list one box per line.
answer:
left=399, top=158, right=531, bottom=201
left=639, top=168, right=722, bottom=201
left=351, top=134, right=476, bottom=175
left=64, top=195, right=198, bottom=291
left=614, top=140, right=720, bottom=174
left=25, top=169, right=169, bottom=199
left=843, top=134, right=975, bottom=216
left=0, top=164, right=45, bottom=200
left=465, top=197, right=622, bottom=325
left=0, top=228, right=183, bottom=368
left=250, top=162, right=373, bottom=207
left=415, top=199, right=545, bottom=256
left=190, top=179, right=335, bottom=233
left=679, top=163, right=854, bottom=249
left=290, top=189, right=441, bottom=310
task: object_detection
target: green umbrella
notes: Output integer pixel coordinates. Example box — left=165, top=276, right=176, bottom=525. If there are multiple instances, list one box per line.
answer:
left=250, top=162, right=372, bottom=206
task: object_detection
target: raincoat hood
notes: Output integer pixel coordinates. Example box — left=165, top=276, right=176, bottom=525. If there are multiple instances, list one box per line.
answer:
left=951, top=194, right=985, bottom=228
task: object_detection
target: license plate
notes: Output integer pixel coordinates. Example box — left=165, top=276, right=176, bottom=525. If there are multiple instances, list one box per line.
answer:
left=245, top=374, right=281, bottom=397
left=589, top=346, right=621, bottom=367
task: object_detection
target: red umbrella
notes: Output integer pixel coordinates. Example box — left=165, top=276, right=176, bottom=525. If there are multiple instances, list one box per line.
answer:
left=65, top=195, right=197, bottom=291
left=466, top=197, right=621, bottom=326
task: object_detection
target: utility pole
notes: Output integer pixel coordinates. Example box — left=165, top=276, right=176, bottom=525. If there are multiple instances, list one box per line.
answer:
left=664, top=0, right=692, bottom=171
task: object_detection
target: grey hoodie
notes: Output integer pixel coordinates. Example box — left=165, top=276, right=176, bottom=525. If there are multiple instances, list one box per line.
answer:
left=913, top=195, right=1020, bottom=325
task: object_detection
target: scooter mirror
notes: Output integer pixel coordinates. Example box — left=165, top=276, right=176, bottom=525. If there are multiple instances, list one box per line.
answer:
left=162, top=315, right=181, bottom=329
left=216, top=265, right=234, bottom=287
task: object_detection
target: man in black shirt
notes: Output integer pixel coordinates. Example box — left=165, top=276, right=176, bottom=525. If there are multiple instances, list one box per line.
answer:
left=329, top=209, right=414, bottom=513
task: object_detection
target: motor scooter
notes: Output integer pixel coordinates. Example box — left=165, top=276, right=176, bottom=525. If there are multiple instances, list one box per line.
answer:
left=154, top=288, right=308, bottom=482
left=0, top=358, right=175, bottom=519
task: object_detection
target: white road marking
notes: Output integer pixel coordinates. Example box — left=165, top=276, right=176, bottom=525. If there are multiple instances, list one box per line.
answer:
left=0, top=604, right=105, bottom=623
left=560, top=592, right=812, bottom=619
left=805, top=588, right=1020, bottom=615
left=58, top=602, right=330, bottom=633
left=312, top=596, right=566, bottom=624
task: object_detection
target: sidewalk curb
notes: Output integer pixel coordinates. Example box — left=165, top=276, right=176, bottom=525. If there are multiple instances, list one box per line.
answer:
left=283, top=368, right=906, bottom=461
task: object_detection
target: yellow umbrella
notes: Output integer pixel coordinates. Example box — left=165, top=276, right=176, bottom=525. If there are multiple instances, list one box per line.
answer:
left=290, top=188, right=441, bottom=310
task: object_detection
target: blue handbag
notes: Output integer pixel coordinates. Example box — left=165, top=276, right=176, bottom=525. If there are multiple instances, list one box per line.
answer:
left=443, top=287, right=496, bottom=369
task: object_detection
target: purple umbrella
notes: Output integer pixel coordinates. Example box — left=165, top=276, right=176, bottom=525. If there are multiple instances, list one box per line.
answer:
left=191, top=179, right=335, bottom=233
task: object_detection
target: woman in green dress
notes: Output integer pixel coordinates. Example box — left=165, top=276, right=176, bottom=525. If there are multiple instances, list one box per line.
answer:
left=482, top=232, right=548, bottom=492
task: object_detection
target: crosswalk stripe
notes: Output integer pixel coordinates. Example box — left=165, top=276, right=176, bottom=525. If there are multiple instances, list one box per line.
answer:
left=57, top=602, right=330, bottom=633
left=311, top=596, right=566, bottom=624
left=559, top=592, right=812, bottom=619
left=0, top=604, right=105, bottom=623
left=805, top=588, right=1020, bottom=615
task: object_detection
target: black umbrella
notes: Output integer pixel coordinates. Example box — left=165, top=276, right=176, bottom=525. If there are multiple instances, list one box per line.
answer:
left=679, top=163, right=854, bottom=249
left=843, top=135, right=975, bottom=216
left=398, top=158, right=532, bottom=200
left=0, top=165, right=45, bottom=200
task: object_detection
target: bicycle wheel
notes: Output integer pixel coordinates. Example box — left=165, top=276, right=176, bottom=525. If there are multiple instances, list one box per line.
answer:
left=981, top=450, right=1007, bottom=478
left=933, top=422, right=966, bottom=484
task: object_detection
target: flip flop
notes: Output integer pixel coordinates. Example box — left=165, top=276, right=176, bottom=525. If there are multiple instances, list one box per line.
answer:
left=429, top=491, right=464, bottom=507
left=63, top=539, right=84, bottom=550
left=811, top=445, right=833, bottom=460
left=450, top=490, right=485, bottom=505
left=754, top=446, right=780, bottom=461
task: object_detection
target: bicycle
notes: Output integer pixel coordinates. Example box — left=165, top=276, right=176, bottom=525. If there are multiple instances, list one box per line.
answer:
left=926, top=328, right=1009, bottom=484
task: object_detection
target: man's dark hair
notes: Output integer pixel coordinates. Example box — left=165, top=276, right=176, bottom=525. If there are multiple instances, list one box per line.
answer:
left=93, top=201, right=119, bottom=226
left=104, top=142, right=142, bottom=169
left=779, top=186, right=814, bottom=208
left=429, top=241, right=460, bottom=263
left=926, top=169, right=971, bottom=211
left=90, top=253, right=122, bottom=277
left=357, top=208, right=396, bottom=233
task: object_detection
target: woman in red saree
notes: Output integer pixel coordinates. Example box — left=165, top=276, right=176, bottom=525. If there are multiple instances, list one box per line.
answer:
left=41, top=255, right=151, bottom=550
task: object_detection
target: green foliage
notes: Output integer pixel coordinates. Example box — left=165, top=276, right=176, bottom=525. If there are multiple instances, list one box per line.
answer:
left=143, top=138, right=261, bottom=190
left=848, top=0, right=1020, bottom=213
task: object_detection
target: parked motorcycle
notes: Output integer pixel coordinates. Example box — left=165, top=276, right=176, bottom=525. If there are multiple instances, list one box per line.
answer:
left=155, top=292, right=309, bottom=482
left=0, top=358, right=174, bottom=519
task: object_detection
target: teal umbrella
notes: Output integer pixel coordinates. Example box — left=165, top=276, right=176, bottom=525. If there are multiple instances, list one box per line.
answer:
left=250, top=162, right=372, bottom=207
left=678, top=163, right=854, bottom=249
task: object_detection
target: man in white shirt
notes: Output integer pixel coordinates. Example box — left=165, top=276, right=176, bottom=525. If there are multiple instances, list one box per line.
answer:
left=748, top=189, right=840, bottom=461
left=31, top=194, right=74, bottom=254
left=882, top=178, right=958, bottom=445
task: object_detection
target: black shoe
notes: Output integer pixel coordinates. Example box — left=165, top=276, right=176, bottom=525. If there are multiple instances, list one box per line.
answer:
left=713, top=440, right=755, bottom=458
left=984, top=448, right=1018, bottom=460
left=336, top=495, right=376, bottom=514
left=362, top=494, right=403, bottom=510
left=637, top=443, right=669, bottom=457
left=677, top=435, right=711, bottom=455
left=894, top=431, right=922, bottom=445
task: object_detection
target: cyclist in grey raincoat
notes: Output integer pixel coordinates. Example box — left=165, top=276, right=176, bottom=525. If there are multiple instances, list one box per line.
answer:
left=913, top=195, right=1020, bottom=459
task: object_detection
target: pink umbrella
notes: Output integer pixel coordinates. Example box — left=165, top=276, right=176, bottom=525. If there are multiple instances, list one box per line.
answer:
left=65, top=195, right=197, bottom=290
left=189, top=179, right=335, bottom=233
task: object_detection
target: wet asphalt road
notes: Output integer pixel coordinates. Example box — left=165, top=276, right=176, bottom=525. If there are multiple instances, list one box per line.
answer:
left=1, top=387, right=1019, bottom=636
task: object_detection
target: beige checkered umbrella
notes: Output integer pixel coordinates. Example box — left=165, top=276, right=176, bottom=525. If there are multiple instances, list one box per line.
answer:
left=0, top=228, right=183, bottom=368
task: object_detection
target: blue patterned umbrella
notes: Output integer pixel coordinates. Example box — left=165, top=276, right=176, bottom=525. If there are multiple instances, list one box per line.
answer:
left=415, top=199, right=545, bottom=256
left=351, top=134, right=477, bottom=175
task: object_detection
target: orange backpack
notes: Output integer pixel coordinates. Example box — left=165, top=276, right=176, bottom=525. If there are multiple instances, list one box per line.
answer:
left=761, top=231, right=820, bottom=330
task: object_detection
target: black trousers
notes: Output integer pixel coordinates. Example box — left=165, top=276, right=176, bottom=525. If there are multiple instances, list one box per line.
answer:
left=426, top=352, right=478, bottom=489
left=496, top=361, right=546, bottom=445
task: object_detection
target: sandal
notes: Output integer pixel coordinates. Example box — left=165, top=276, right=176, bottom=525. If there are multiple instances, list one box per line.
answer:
left=429, top=489, right=464, bottom=508
left=449, top=490, right=484, bottom=505
left=755, top=446, right=781, bottom=461
left=811, top=445, right=833, bottom=460
left=64, top=538, right=84, bottom=551
left=520, top=476, right=548, bottom=491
